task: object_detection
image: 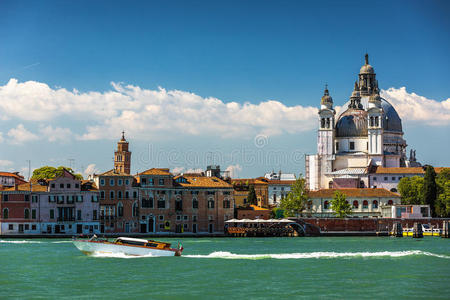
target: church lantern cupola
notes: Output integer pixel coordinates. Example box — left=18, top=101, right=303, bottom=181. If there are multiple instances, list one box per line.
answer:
left=348, top=82, right=363, bottom=109
left=320, top=84, right=333, bottom=110
left=358, top=54, right=377, bottom=96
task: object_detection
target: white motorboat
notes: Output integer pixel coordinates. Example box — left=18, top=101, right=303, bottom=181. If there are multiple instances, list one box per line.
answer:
left=73, top=236, right=183, bottom=257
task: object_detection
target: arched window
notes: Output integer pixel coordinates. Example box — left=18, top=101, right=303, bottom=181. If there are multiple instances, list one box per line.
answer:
left=3, top=208, right=8, bottom=219
left=24, top=208, right=30, bottom=219
left=223, top=199, right=230, bottom=209
left=328, top=181, right=333, bottom=189
left=353, top=201, right=359, bottom=209
left=175, top=199, right=183, bottom=211
left=388, top=200, right=394, bottom=205
left=117, top=202, right=124, bottom=217
left=390, top=188, right=397, bottom=193
left=132, top=202, right=138, bottom=217
left=363, top=200, right=368, bottom=209
left=118, top=191, right=122, bottom=199
left=110, top=191, right=114, bottom=199
left=324, top=201, right=329, bottom=209
left=372, top=200, right=378, bottom=209
left=192, top=198, right=198, bottom=209
left=321, top=118, right=325, bottom=128
left=208, top=198, right=215, bottom=209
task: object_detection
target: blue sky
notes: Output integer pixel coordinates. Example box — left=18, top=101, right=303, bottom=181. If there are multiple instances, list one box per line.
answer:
left=0, top=0, right=449, bottom=178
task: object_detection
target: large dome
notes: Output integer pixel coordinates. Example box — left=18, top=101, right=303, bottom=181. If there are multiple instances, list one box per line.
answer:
left=335, top=97, right=403, bottom=138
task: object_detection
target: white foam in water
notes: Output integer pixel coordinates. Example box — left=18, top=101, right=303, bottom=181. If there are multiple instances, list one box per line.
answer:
left=184, top=250, right=449, bottom=260
left=0, top=240, right=43, bottom=244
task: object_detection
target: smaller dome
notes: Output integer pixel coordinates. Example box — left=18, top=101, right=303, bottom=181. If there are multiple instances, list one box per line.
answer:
left=360, top=64, right=374, bottom=74
left=321, top=86, right=333, bottom=105
left=335, top=109, right=368, bottom=138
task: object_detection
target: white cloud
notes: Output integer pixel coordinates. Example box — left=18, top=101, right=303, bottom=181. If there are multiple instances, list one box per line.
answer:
left=225, top=164, right=242, bottom=178
left=0, top=160, right=13, bottom=168
left=7, top=124, right=38, bottom=144
left=172, top=167, right=185, bottom=175
left=39, top=125, right=73, bottom=142
left=83, top=164, right=99, bottom=177
left=381, top=87, right=450, bottom=126
left=0, top=132, right=4, bottom=143
left=0, top=78, right=318, bottom=141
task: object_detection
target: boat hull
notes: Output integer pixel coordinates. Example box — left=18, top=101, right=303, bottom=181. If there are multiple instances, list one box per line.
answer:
left=73, top=241, right=179, bottom=257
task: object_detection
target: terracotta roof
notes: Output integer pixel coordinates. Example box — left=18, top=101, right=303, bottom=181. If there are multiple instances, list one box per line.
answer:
left=98, top=169, right=133, bottom=177
left=374, top=167, right=448, bottom=174
left=174, top=175, right=232, bottom=188
left=0, top=172, right=26, bottom=180
left=2, top=182, right=47, bottom=192
left=231, top=179, right=268, bottom=185
left=249, top=204, right=269, bottom=211
left=266, top=180, right=296, bottom=185
left=138, top=168, right=172, bottom=176
left=309, top=188, right=400, bottom=198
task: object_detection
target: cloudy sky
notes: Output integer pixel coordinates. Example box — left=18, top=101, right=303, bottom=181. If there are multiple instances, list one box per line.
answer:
left=0, top=0, right=449, bottom=178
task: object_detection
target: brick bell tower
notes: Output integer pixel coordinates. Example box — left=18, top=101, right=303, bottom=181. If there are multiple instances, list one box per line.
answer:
left=114, top=131, right=131, bottom=174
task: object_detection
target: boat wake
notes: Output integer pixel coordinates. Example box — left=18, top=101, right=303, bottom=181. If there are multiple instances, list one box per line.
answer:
left=0, top=240, right=43, bottom=244
left=184, top=250, right=449, bottom=260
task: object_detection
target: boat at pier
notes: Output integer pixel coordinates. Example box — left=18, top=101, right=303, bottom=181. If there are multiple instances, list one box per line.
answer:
left=73, top=236, right=183, bottom=256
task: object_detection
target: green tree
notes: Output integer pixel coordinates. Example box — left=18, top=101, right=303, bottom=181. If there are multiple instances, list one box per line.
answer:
left=331, top=191, right=352, bottom=218
left=280, top=176, right=308, bottom=217
left=32, top=166, right=83, bottom=180
left=398, top=176, right=424, bottom=205
left=435, top=169, right=450, bottom=217
left=247, top=185, right=257, bottom=205
left=423, top=166, right=437, bottom=216
left=271, top=207, right=285, bottom=219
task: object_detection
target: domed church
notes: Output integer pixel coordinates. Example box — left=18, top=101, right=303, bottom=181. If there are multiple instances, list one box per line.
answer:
left=305, top=54, right=420, bottom=190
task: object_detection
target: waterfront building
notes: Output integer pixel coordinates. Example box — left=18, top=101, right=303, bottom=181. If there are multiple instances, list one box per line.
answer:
left=236, top=205, right=271, bottom=220
left=231, top=178, right=269, bottom=208
left=305, top=54, right=420, bottom=191
left=307, top=188, right=400, bottom=218
left=137, top=169, right=234, bottom=234
left=266, top=179, right=296, bottom=207
left=381, top=204, right=431, bottom=219
left=368, top=166, right=449, bottom=192
left=0, top=172, right=27, bottom=189
left=0, top=169, right=100, bottom=235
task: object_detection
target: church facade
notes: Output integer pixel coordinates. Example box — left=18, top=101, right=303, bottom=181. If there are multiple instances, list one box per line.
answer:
left=306, top=54, right=420, bottom=191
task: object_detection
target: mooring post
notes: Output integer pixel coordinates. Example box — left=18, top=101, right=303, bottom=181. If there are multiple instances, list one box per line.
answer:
left=413, top=222, right=423, bottom=238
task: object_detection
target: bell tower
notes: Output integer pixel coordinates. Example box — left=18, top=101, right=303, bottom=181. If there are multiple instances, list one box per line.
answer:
left=114, top=131, right=131, bottom=174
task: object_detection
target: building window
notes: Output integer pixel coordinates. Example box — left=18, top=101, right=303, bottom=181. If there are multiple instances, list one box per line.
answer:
left=388, top=200, right=394, bottom=205
left=2, top=194, right=8, bottom=202
left=8, top=224, right=13, bottom=230
left=142, top=197, right=153, bottom=208
left=77, top=195, right=83, bottom=202
left=91, top=195, right=98, bottom=202
left=32, top=195, right=38, bottom=203
left=350, top=142, right=355, bottom=150
left=93, top=210, right=97, bottom=220
left=373, top=177, right=377, bottom=181
left=110, top=179, right=115, bottom=186
left=321, top=118, right=325, bottom=128
left=60, top=183, right=64, bottom=188
left=100, top=191, right=105, bottom=199
left=193, top=198, right=198, bottom=209
left=57, top=196, right=64, bottom=204
left=372, top=200, right=378, bottom=209
left=110, top=191, right=115, bottom=199
left=390, top=188, right=398, bottom=193
left=336, top=142, right=339, bottom=151
left=50, top=209, right=55, bottom=219
left=324, top=201, right=329, bottom=209
left=363, top=200, right=368, bottom=209
left=183, top=215, right=188, bottom=221
left=133, top=191, right=137, bottom=199
left=149, top=178, right=154, bottom=185
left=25, top=194, right=30, bottom=202
left=100, top=179, right=105, bottom=186
left=223, top=199, right=230, bottom=208
left=207, top=191, right=215, bottom=195
left=118, top=203, right=124, bottom=217
left=67, top=184, right=71, bottom=189
left=51, top=183, right=55, bottom=188
left=32, top=209, right=36, bottom=219
left=125, top=179, right=130, bottom=185
left=125, top=191, right=129, bottom=199
left=77, top=210, right=82, bottom=221
left=132, top=202, right=139, bottom=217
left=176, top=215, right=182, bottom=221
left=3, top=208, right=8, bottom=219
left=24, top=208, right=30, bottom=219
left=157, top=198, right=166, bottom=209
left=208, top=199, right=215, bottom=209
left=118, top=179, right=123, bottom=186
left=384, top=177, right=388, bottom=181
left=353, top=201, right=359, bottom=209
left=159, top=215, right=164, bottom=221
left=159, top=179, right=164, bottom=185
left=141, top=178, right=147, bottom=185
left=118, top=191, right=122, bottom=199
left=392, top=177, right=396, bottom=181
left=175, top=199, right=183, bottom=211
left=75, top=183, right=79, bottom=188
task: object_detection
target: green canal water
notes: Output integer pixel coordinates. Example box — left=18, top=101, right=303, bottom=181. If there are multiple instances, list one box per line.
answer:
left=0, top=237, right=449, bottom=299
